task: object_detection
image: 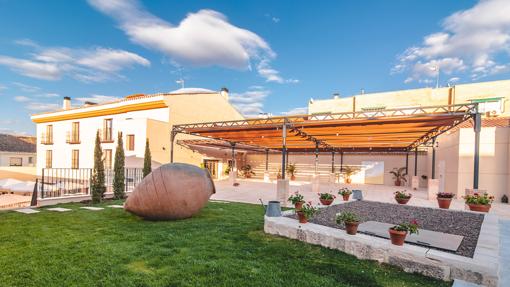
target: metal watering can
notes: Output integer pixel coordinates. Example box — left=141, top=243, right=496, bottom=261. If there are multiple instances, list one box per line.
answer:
left=259, top=199, right=282, bottom=217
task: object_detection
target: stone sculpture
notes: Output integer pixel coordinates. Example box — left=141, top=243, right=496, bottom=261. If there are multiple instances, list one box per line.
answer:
left=124, top=163, right=215, bottom=220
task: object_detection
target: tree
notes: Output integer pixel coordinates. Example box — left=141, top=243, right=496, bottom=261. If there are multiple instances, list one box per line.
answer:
left=91, top=130, right=106, bottom=203
left=113, top=132, right=125, bottom=199
left=143, top=138, right=152, bottom=177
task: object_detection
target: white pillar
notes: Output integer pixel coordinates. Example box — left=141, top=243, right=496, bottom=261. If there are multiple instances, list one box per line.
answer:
left=276, top=179, right=289, bottom=205
left=263, top=171, right=270, bottom=182
left=427, top=179, right=439, bottom=200
left=411, top=176, right=419, bottom=190
left=312, top=173, right=320, bottom=194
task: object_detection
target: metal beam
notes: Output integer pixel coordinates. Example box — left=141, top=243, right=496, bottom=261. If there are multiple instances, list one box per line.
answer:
left=281, top=123, right=287, bottom=180
left=231, top=142, right=236, bottom=171
left=331, top=151, right=335, bottom=173
left=405, top=152, right=409, bottom=176
left=265, top=148, right=269, bottom=171
left=431, top=137, right=436, bottom=179
left=473, top=110, right=481, bottom=189
left=340, top=151, right=344, bottom=171
left=170, top=130, right=177, bottom=163
left=414, top=148, right=418, bottom=177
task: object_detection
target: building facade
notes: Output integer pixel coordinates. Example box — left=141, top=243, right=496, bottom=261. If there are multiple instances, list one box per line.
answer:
left=31, top=88, right=244, bottom=179
left=0, top=134, right=36, bottom=167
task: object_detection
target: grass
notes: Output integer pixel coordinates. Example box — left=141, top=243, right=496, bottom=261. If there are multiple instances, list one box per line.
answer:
left=0, top=201, right=449, bottom=287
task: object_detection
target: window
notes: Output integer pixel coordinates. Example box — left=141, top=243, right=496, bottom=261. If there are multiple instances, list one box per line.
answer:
left=103, top=119, right=113, bottom=142
left=67, top=122, right=80, bottom=144
left=71, top=150, right=79, bottom=169
left=28, top=157, right=33, bottom=164
left=127, top=134, right=135, bottom=151
left=104, top=149, right=112, bottom=169
left=9, top=157, right=22, bottom=166
left=43, top=125, right=53, bottom=144
left=46, top=150, right=52, bottom=168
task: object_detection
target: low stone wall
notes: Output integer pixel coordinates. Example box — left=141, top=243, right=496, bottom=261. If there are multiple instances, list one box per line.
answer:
left=264, top=210, right=499, bottom=286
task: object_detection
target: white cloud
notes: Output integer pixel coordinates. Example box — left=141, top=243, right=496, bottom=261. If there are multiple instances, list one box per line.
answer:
left=12, top=82, right=41, bottom=93
left=88, top=0, right=296, bottom=84
left=281, top=107, right=308, bottom=115
left=0, top=41, right=150, bottom=82
left=394, top=0, right=510, bottom=83
left=229, top=87, right=270, bottom=116
left=24, top=102, right=60, bottom=111
left=75, top=94, right=119, bottom=104
left=14, top=96, right=30, bottom=102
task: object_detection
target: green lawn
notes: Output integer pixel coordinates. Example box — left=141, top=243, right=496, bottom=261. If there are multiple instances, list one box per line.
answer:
left=0, top=201, right=448, bottom=287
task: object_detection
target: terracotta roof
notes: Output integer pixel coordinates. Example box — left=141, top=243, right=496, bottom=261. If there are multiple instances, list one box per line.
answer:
left=0, top=134, right=36, bottom=153
left=456, top=116, right=510, bottom=129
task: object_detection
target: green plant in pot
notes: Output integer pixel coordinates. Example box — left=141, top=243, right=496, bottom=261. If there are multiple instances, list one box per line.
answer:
left=389, top=219, right=419, bottom=246
left=437, top=192, right=454, bottom=209
left=286, top=163, right=297, bottom=180
left=394, top=190, right=412, bottom=204
left=338, top=187, right=352, bottom=201
left=464, top=192, right=494, bottom=212
left=341, top=165, right=357, bottom=184
left=288, top=191, right=305, bottom=210
left=389, top=167, right=407, bottom=186
left=336, top=212, right=361, bottom=235
left=296, top=201, right=318, bottom=224
left=317, top=192, right=336, bottom=206
left=240, top=164, right=255, bottom=178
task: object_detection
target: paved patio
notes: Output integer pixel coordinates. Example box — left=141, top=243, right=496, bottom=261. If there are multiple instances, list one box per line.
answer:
left=212, top=179, right=510, bottom=219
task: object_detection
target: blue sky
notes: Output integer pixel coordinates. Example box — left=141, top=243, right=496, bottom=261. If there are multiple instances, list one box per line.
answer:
left=1, top=0, right=510, bottom=135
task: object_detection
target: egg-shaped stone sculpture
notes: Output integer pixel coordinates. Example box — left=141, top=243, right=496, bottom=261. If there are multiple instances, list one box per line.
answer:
left=124, top=163, right=215, bottom=220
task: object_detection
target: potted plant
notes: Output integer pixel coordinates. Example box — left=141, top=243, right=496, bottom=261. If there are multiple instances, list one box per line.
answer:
left=286, top=163, right=297, bottom=181
left=437, top=192, right=454, bottom=209
left=240, top=164, right=255, bottom=178
left=338, top=187, right=352, bottom=201
left=318, top=192, right=335, bottom=206
left=388, top=219, right=419, bottom=246
left=394, top=190, right=412, bottom=204
left=288, top=191, right=305, bottom=210
left=389, top=167, right=407, bottom=186
left=296, top=202, right=319, bottom=224
left=336, top=212, right=361, bottom=235
left=341, top=165, right=357, bottom=184
left=464, top=192, right=494, bottom=212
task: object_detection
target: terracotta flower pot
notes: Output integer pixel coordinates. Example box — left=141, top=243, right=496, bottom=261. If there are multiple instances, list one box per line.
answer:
left=389, top=228, right=407, bottom=246
left=297, top=211, right=307, bottom=224
left=342, top=194, right=350, bottom=201
left=395, top=180, right=401, bottom=186
left=291, top=175, right=296, bottom=181
left=437, top=198, right=452, bottom=209
left=319, top=198, right=334, bottom=206
left=294, top=201, right=304, bottom=210
left=345, top=178, right=352, bottom=184
left=395, top=197, right=410, bottom=204
left=345, top=221, right=359, bottom=235
left=468, top=204, right=491, bottom=213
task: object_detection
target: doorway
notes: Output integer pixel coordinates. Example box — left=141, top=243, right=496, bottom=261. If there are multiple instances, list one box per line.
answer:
left=203, top=159, right=219, bottom=179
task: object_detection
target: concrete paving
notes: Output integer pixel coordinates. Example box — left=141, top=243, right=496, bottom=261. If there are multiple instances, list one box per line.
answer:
left=80, top=207, right=104, bottom=211
left=499, top=219, right=510, bottom=287
left=46, top=207, right=72, bottom=212
left=13, top=208, right=39, bottom=214
left=212, top=179, right=510, bottom=219
left=107, top=205, right=124, bottom=208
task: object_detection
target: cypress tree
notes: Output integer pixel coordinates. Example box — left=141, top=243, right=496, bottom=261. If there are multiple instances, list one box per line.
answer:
left=91, top=130, right=106, bottom=203
left=143, top=138, right=152, bottom=177
left=113, top=131, right=125, bottom=199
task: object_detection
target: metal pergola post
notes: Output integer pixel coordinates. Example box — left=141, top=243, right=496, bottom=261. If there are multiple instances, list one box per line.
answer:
left=473, top=111, right=481, bottom=189
left=414, top=148, right=418, bottom=176
left=231, top=143, right=236, bottom=172
left=431, top=137, right=436, bottom=179
left=281, top=123, right=287, bottom=180
left=265, top=148, right=269, bottom=171
left=170, top=130, right=177, bottom=163
left=286, top=149, right=289, bottom=169
left=405, top=152, right=409, bottom=175
left=314, top=142, right=319, bottom=174
left=331, top=151, right=335, bottom=173
left=340, top=151, right=344, bottom=171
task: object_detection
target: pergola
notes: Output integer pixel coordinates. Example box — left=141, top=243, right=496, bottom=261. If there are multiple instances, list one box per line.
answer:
left=171, top=104, right=482, bottom=188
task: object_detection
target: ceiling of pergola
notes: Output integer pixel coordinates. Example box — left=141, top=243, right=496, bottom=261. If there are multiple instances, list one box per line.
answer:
left=173, top=104, right=476, bottom=153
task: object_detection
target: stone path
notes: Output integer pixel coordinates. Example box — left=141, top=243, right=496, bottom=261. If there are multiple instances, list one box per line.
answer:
left=80, top=207, right=104, bottom=211
left=46, top=207, right=72, bottom=212
left=499, top=219, right=510, bottom=287
left=107, top=205, right=124, bottom=208
left=14, top=208, right=40, bottom=214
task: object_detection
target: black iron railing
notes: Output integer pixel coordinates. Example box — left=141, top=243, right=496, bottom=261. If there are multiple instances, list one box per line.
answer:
left=40, top=168, right=144, bottom=199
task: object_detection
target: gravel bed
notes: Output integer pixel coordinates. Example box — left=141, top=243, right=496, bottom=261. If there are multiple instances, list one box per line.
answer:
left=287, top=200, right=484, bottom=257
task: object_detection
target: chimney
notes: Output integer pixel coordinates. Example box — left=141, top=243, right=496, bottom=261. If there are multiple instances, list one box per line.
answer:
left=333, top=92, right=340, bottom=99
left=63, top=97, right=71, bottom=110
left=220, top=87, right=229, bottom=100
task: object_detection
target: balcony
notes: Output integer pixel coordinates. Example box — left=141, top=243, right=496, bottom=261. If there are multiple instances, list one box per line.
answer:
left=40, top=133, right=53, bottom=145
left=66, top=131, right=81, bottom=144
left=99, top=129, right=114, bottom=143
